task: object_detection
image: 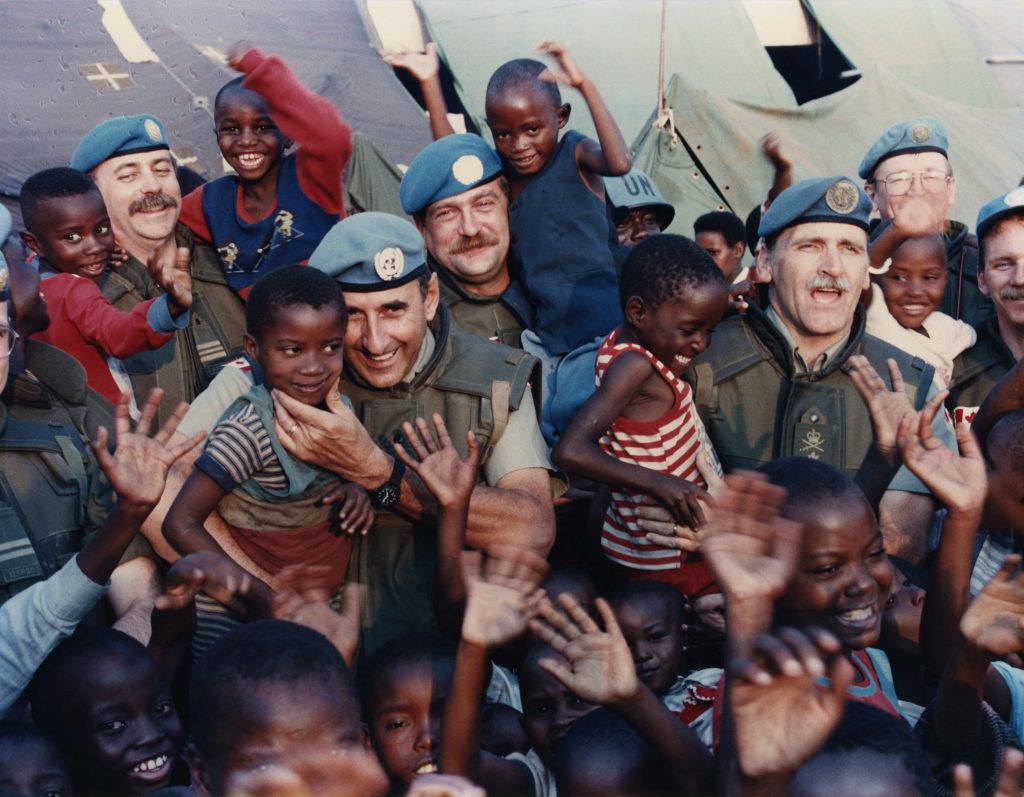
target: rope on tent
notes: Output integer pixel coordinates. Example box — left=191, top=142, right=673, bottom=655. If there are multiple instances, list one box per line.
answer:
left=653, top=0, right=678, bottom=147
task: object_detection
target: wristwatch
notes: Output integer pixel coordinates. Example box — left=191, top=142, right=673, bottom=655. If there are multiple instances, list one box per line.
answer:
left=370, top=456, right=405, bottom=509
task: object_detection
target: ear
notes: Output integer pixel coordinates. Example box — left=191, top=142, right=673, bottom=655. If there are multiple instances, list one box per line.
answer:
left=557, top=103, right=570, bottom=129
left=624, top=295, right=646, bottom=328
left=423, top=272, right=441, bottom=322
left=731, top=241, right=746, bottom=259
left=978, top=263, right=990, bottom=297
left=946, top=174, right=957, bottom=210
left=19, top=230, right=43, bottom=259
left=243, top=332, right=259, bottom=361
left=754, top=245, right=774, bottom=284
left=863, top=181, right=879, bottom=212
left=362, top=723, right=375, bottom=750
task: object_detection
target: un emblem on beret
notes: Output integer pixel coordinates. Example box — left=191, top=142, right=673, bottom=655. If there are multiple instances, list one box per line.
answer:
left=144, top=118, right=162, bottom=142
left=374, top=247, right=405, bottom=281
left=825, top=180, right=858, bottom=214
left=452, top=155, right=484, bottom=186
left=910, top=124, right=931, bottom=144
left=0, top=267, right=7, bottom=293
left=1005, top=187, right=1024, bottom=208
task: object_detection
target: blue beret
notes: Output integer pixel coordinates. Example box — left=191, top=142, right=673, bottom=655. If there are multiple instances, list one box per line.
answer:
left=400, top=134, right=503, bottom=215
left=71, top=115, right=170, bottom=173
left=858, top=117, right=949, bottom=180
left=758, top=176, right=872, bottom=239
left=976, top=186, right=1024, bottom=242
left=309, top=212, right=427, bottom=292
left=0, top=262, right=7, bottom=302
left=0, top=205, right=9, bottom=298
left=604, top=168, right=675, bottom=229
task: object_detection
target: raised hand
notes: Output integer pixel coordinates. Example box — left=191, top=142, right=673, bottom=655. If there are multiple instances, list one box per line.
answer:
left=163, top=245, right=193, bottom=312
left=460, top=546, right=548, bottom=648
left=394, top=413, right=481, bottom=511
left=700, top=471, right=802, bottom=604
left=730, top=627, right=853, bottom=779
left=961, top=555, right=1024, bottom=657
left=897, top=395, right=986, bottom=515
left=407, top=774, right=486, bottom=797
left=154, top=550, right=256, bottom=614
left=380, top=43, right=441, bottom=82
left=529, top=593, right=639, bottom=705
left=891, top=195, right=947, bottom=238
left=273, top=566, right=365, bottom=668
left=849, top=355, right=917, bottom=465
left=226, top=40, right=255, bottom=71
left=536, top=40, right=586, bottom=89
left=954, top=747, right=1024, bottom=797
left=93, top=389, right=205, bottom=514
left=319, top=482, right=374, bottom=535
left=760, top=132, right=791, bottom=171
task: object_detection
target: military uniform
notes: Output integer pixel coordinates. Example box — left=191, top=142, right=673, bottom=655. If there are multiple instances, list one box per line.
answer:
left=942, top=220, right=990, bottom=325
left=948, top=317, right=1016, bottom=423
left=102, top=226, right=245, bottom=425
left=432, top=256, right=525, bottom=348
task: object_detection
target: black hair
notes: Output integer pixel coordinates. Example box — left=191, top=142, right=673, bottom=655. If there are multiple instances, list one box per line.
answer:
left=189, top=619, right=358, bottom=761
left=891, top=232, right=946, bottom=262
left=551, top=708, right=670, bottom=797
left=609, top=580, right=684, bottom=625
left=0, top=719, right=63, bottom=754
left=758, top=456, right=861, bottom=513
left=694, top=211, right=746, bottom=248
left=889, top=554, right=929, bottom=592
left=980, top=208, right=1024, bottom=268
left=618, top=233, right=727, bottom=310
left=745, top=205, right=763, bottom=252
left=245, top=264, right=347, bottom=343
left=359, top=633, right=460, bottom=721
left=989, top=410, right=1024, bottom=471
left=213, top=75, right=250, bottom=113
left=19, top=167, right=100, bottom=233
left=805, top=701, right=933, bottom=795
left=485, top=58, right=561, bottom=111
left=29, top=626, right=152, bottom=735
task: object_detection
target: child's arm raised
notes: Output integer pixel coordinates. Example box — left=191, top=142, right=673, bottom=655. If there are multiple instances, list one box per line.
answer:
left=537, top=40, right=631, bottom=178
left=529, top=593, right=715, bottom=796
left=394, top=413, right=481, bottom=635
left=381, top=44, right=457, bottom=141
left=553, top=352, right=709, bottom=529
left=440, top=546, right=548, bottom=795
left=273, top=567, right=365, bottom=669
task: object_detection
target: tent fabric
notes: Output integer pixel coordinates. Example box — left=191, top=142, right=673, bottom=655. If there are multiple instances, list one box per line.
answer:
left=804, top=0, right=1009, bottom=108
left=631, top=65, right=1024, bottom=241
left=948, top=0, right=1024, bottom=107
left=345, top=132, right=410, bottom=221
left=416, top=0, right=796, bottom=146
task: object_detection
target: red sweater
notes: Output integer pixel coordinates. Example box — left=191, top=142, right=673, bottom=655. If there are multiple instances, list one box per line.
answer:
left=34, top=273, right=174, bottom=405
left=179, top=48, right=352, bottom=255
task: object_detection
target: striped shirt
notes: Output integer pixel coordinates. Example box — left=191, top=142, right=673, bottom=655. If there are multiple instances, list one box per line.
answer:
left=196, top=402, right=287, bottom=492
left=595, top=328, right=720, bottom=570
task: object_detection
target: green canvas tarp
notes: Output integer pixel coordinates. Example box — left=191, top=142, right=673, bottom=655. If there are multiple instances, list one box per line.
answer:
left=631, top=64, right=1024, bottom=240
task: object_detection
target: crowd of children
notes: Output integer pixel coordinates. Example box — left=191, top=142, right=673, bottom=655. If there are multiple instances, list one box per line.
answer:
left=3, top=30, right=1024, bottom=797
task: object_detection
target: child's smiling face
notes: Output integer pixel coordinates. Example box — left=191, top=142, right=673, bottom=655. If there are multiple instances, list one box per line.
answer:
left=611, top=592, right=685, bottom=696
left=630, top=282, right=729, bottom=376
left=877, top=236, right=947, bottom=331
left=23, top=191, right=113, bottom=283
left=485, top=82, right=567, bottom=178
left=244, top=302, right=345, bottom=406
left=519, top=647, right=597, bottom=765
left=780, top=490, right=893, bottom=651
left=215, top=88, right=287, bottom=184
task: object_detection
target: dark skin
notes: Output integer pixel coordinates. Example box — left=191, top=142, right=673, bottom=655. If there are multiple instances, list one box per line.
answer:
left=553, top=283, right=728, bottom=529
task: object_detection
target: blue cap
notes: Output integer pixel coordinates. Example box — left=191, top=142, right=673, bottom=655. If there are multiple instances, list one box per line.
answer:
left=758, top=176, right=872, bottom=238
left=858, top=116, right=949, bottom=180
left=976, top=186, right=1024, bottom=242
left=309, top=212, right=427, bottom=292
left=605, top=168, right=675, bottom=229
left=400, top=134, right=503, bottom=215
left=71, top=115, right=170, bottom=173
left=0, top=205, right=10, bottom=291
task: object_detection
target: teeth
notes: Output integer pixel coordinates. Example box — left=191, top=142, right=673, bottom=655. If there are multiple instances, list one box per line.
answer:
left=366, top=352, right=395, bottom=362
left=132, top=754, right=168, bottom=773
left=838, top=607, right=873, bottom=622
left=238, top=153, right=264, bottom=166
left=415, top=762, right=439, bottom=775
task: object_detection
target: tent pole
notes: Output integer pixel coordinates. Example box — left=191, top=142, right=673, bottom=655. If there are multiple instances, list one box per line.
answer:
left=654, top=0, right=677, bottom=146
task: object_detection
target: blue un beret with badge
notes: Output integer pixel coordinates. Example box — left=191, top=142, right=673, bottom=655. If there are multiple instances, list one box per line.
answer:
left=976, top=186, right=1024, bottom=242
left=309, top=212, right=427, bottom=292
left=71, top=114, right=170, bottom=173
left=605, top=168, right=675, bottom=229
left=857, top=116, right=949, bottom=180
left=400, top=133, right=503, bottom=215
left=758, top=176, right=872, bottom=239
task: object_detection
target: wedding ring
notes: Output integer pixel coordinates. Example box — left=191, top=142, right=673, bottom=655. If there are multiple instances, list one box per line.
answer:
left=289, top=424, right=299, bottom=435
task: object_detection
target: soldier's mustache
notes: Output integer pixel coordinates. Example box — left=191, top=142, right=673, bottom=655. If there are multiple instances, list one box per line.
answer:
left=806, top=275, right=851, bottom=293
left=450, top=234, right=500, bottom=255
left=1000, top=286, right=1024, bottom=301
left=129, top=193, right=178, bottom=215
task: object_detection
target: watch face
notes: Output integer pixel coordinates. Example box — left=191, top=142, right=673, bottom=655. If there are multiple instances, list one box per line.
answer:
left=375, top=484, right=401, bottom=508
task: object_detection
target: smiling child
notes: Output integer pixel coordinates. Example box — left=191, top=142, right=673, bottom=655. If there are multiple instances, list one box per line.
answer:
left=553, top=235, right=728, bottom=598
left=163, top=265, right=371, bottom=639
left=179, top=42, right=351, bottom=297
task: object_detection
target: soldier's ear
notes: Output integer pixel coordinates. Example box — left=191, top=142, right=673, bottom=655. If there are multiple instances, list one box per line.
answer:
left=754, top=245, right=773, bottom=284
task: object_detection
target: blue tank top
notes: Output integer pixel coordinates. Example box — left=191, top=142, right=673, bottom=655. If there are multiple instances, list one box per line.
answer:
left=508, top=129, right=623, bottom=355
left=201, top=155, right=338, bottom=293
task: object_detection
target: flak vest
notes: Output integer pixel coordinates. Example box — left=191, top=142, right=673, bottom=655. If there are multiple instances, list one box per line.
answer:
left=948, top=316, right=1016, bottom=423
left=432, top=258, right=526, bottom=349
left=0, top=404, right=98, bottom=602
left=689, top=305, right=934, bottom=477
left=200, top=156, right=338, bottom=292
left=102, top=226, right=246, bottom=425
left=340, top=306, right=539, bottom=657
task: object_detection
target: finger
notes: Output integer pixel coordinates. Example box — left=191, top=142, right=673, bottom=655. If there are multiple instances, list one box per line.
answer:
left=113, top=390, right=133, bottom=442
left=432, top=413, right=453, bottom=450
left=527, top=616, right=571, bottom=654
left=134, top=388, right=164, bottom=438
left=91, top=426, right=113, bottom=473
left=536, top=656, right=575, bottom=689
left=731, top=655, right=774, bottom=686
left=996, top=747, right=1024, bottom=797
left=955, top=422, right=984, bottom=461
left=952, top=763, right=976, bottom=797
left=400, top=421, right=431, bottom=461
left=340, top=582, right=366, bottom=627
left=687, top=488, right=709, bottom=527
left=886, top=358, right=907, bottom=394
left=415, top=416, right=441, bottom=454
left=465, top=430, right=482, bottom=469
left=153, top=399, right=188, bottom=445
left=750, top=633, right=804, bottom=678
left=393, top=441, right=420, bottom=472
left=776, top=627, right=826, bottom=678
left=459, top=549, right=484, bottom=587
left=169, top=430, right=206, bottom=461
left=826, top=648, right=855, bottom=701
left=645, top=531, right=700, bottom=552
left=594, top=598, right=624, bottom=640
left=556, top=593, right=599, bottom=636
left=993, top=554, right=1023, bottom=585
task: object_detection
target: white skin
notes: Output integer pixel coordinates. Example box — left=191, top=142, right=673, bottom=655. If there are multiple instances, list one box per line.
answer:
left=0, top=303, right=10, bottom=393
left=864, top=151, right=956, bottom=227
left=978, top=219, right=1024, bottom=361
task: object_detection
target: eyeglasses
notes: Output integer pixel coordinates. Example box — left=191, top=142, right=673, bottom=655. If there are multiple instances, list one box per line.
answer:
left=0, top=325, right=20, bottom=358
left=874, top=170, right=951, bottom=196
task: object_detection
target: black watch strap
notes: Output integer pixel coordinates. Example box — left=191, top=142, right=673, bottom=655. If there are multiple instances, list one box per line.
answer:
left=371, top=456, right=406, bottom=509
